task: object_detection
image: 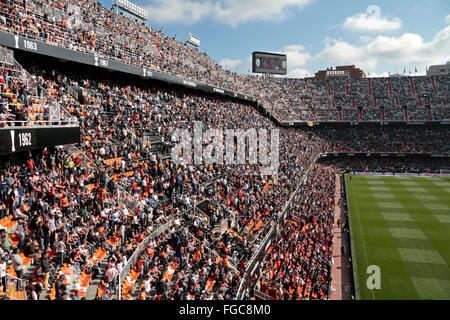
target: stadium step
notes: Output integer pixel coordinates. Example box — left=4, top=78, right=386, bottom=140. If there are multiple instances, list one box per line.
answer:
left=271, top=80, right=297, bottom=119
left=0, top=46, right=75, bottom=126
left=430, top=77, right=437, bottom=94
left=85, top=256, right=110, bottom=300
left=300, top=98, right=307, bottom=110
left=410, top=78, right=416, bottom=96
left=288, top=79, right=297, bottom=95
left=305, top=79, right=314, bottom=97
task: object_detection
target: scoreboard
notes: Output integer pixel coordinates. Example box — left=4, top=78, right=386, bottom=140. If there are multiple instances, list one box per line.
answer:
left=252, top=51, right=287, bottom=75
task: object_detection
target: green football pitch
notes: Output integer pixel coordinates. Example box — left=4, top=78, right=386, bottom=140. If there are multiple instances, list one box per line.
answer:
left=345, top=174, right=450, bottom=300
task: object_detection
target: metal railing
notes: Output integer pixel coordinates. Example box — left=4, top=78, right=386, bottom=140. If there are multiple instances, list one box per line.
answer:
left=67, top=86, right=79, bottom=101
left=0, top=119, right=78, bottom=128
left=65, top=144, right=140, bottom=213
left=235, top=152, right=323, bottom=299
left=2, top=273, right=28, bottom=300
left=185, top=229, right=239, bottom=273
left=118, top=220, right=174, bottom=300
left=279, top=117, right=450, bottom=125
left=0, top=45, right=79, bottom=128
left=253, top=289, right=271, bottom=300
left=116, top=202, right=240, bottom=300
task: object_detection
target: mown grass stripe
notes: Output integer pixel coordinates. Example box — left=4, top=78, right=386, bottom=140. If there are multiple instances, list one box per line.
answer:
left=382, top=177, right=450, bottom=298
left=346, top=175, right=418, bottom=300
left=346, top=175, right=450, bottom=300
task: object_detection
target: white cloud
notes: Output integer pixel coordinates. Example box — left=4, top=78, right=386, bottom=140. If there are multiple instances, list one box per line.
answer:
left=145, top=0, right=312, bottom=26
left=145, top=0, right=213, bottom=24
left=212, top=0, right=312, bottom=27
left=316, top=39, right=377, bottom=70
left=366, top=25, right=450, bottom=66
left=359, top=35, right=373, bottom=43
left=316, top=24, right=450, bottom=73
left=286, top=68, right=311, bottom=78
left=366, top=71, right=389, bottom=78
left=343, top=5, right=402, bottom=32
left=445, top=14, right=450, bottom=25
left=277, top=44, right=312, bottom=78
left=275, top=44, right=311, bottom=69
left=220, top=56, right=252, bottom=72
left=220, top=58, right=243, bottom=69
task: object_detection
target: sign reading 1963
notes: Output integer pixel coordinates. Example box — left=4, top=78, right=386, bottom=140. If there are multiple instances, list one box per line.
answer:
left=23, top=39, right=38, bottom=51
left=10, top=130, right=34, bottom=152
left=14, top=36, right=38, bottom=51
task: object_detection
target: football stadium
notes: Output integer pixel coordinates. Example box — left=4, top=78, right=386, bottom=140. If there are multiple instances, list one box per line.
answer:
left=0, top=0, right=449, bottom=304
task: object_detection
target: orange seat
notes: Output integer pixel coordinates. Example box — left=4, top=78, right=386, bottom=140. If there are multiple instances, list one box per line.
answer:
left=19, top=253, right=32, bottom=266
left=9, top=234, right=20, bottom=247
left=49, top=286, right=56, bottom=300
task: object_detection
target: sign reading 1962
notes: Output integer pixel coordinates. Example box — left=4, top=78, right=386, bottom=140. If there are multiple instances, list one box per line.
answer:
left=10, top=130, right=33, bottom=152
left=18, top=132, right=32, bottom=147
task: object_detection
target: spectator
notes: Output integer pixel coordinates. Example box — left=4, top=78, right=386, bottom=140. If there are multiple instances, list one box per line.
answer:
left=105, top=263, right=119, bottom=295
left=11, top=247, right=24, bottom=279
left=0, top=255, right=7, bottom=292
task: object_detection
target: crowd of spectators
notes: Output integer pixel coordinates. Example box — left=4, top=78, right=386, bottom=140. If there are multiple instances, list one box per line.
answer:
left=310, top=125, right=450, bottom=154
left=0, top=53, right=49, bottom=126
left=0, top=145, right=158, bottom=300
left=1, top=54, right=448, bottom=300
left=1, top=56, right=328, bottom=299
left=0, top=0, right=449, bottom=300
left=1, top=0, right=449, bottom=126
left=318, top=155, right=450, bottom=174
left=267, top=77, right=449, bottom=123
left=247, top=164, right=336, bottom=300
left=0, top=47, right=77, bottom=128
left=0, top=0, right=262, bottom=98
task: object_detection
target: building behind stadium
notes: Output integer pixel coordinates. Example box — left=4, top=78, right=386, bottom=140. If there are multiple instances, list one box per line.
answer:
left=313, top=65, right=366, bottom=79
left=427, top=61, right=450, bottom=76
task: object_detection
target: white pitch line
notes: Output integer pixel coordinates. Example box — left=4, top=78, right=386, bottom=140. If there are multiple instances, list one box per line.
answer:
left=349, top=176, right=376, bottom=300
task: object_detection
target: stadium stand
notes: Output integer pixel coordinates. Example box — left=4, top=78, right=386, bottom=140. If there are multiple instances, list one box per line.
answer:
left=0, top=0, right=262, bottom=99
left=0, top=0, right=448, bottom=301
left=0, top=45, right=76, bottom=128
left=265, top=77, right=449, bottom=123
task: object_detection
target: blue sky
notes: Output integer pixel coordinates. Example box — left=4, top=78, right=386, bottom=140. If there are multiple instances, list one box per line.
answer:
left=100, top=0, right=450, bottom=77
